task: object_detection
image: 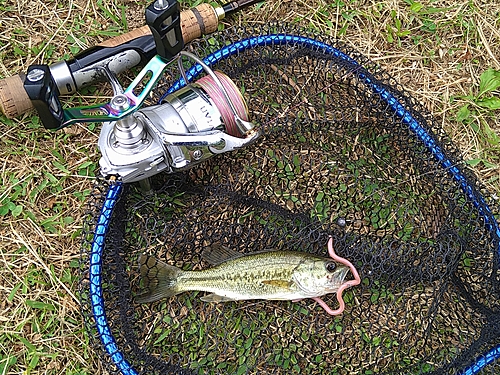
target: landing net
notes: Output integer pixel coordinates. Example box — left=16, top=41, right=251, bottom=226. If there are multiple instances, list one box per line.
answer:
left=80, top=23, right=500, bottom=375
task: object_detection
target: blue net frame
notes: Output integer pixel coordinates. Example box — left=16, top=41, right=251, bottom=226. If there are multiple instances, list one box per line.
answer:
left=82, top=28, right=500, bottom=375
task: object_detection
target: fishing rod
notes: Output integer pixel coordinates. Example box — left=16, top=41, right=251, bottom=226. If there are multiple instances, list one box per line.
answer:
left=2, top=0, right=261, bottom=183
left=0, top=0, right=263, bottom=121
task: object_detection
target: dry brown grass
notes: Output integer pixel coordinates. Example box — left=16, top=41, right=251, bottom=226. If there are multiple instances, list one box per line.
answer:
left=0, top=0, right=498, bottom=373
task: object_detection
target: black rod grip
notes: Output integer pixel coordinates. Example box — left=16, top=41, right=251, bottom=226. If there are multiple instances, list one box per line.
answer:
left=23, top=65, right=64, bottom=130
left=145, top=0, right=184, bottom=60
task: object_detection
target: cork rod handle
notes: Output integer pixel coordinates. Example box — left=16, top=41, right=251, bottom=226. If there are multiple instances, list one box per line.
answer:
left=0, top=3, right=220, bottom=119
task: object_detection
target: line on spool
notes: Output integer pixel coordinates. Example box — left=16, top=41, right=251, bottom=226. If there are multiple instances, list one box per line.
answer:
left=195, top=71, right=249, bottom=138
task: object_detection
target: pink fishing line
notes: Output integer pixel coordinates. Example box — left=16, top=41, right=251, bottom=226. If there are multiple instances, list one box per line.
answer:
left=196, top=72, right=249, bottom=137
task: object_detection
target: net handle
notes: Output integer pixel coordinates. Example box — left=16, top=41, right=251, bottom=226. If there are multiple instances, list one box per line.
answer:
left=88, top=181, right=138, bottom=375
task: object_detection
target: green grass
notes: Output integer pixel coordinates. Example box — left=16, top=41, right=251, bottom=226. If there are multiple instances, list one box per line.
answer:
left=456, top=68, right=500, bottom=179
left=0, top=0, right=498, bottom=374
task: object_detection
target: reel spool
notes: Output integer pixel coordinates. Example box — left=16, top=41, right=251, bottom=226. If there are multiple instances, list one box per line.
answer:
left=194, top=71, right=250, bottom=138
left=144, top=70, right=250, bottom=138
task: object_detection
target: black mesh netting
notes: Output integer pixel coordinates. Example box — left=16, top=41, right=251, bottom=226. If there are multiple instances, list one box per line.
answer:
left=80, top=24, right=500, bottom=375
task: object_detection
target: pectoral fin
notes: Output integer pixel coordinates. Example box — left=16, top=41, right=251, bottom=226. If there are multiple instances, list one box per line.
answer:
left=200, top=293, right=238, bottom=303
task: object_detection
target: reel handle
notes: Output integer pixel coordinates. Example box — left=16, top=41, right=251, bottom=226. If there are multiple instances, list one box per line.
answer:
left=0, top=2, right=220, bottom=120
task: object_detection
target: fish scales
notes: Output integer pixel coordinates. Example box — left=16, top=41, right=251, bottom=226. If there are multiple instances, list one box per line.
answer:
left=177, top=251, right=306, bottom=299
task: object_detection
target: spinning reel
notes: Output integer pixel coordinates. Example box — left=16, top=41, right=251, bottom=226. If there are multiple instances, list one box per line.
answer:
left=23, top=0, right=260, bottom=183
left=95, top=51, right=259, bottom=183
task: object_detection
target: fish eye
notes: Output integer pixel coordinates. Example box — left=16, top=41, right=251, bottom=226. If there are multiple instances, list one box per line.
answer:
left=325, top=261, right=336, bottom=272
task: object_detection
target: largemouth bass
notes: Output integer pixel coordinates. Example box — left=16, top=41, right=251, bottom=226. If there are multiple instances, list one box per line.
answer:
left=135, top=244, right=350, bottom=304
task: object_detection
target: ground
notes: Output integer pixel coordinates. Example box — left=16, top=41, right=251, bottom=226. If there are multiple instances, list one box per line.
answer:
left=0, top=0, right=498, bottom=373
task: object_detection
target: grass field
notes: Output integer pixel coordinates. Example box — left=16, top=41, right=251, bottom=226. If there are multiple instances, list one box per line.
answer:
left=0, top=0, right=499, bottom=374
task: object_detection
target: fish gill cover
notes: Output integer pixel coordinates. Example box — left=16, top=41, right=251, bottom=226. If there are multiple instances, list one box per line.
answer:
left=79, top=23, right=500, bottom=375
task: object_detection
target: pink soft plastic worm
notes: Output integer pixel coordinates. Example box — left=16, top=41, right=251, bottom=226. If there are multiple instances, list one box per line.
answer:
left=311, top=237, right=361, bottom=315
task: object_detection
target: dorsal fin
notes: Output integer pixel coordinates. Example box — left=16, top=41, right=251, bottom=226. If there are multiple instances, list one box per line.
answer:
left=202, top=243, right=244, bottom=265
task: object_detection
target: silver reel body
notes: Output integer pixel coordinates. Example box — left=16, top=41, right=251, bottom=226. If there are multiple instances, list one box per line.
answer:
left=98, top=73, right=260, bottom=183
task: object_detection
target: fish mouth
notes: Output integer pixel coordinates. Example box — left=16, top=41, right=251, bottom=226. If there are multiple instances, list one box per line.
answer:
left=325, top=266, right=350, bottom=290
left=338, top=266, right=350, bottom=284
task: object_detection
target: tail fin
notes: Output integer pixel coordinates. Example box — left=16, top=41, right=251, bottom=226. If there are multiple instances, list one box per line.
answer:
left=135, top=254, right=183, bottom=303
